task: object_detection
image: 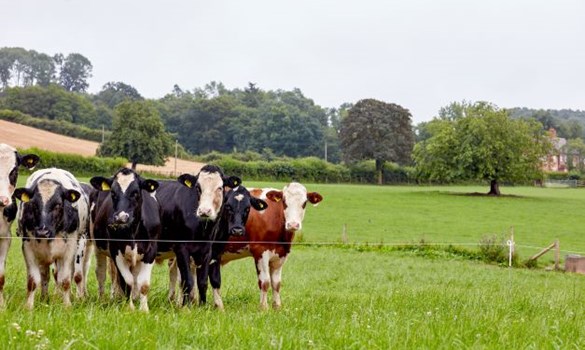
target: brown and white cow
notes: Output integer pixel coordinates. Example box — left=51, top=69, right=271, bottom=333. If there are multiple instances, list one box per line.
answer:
left=0, top=143, right=39, bottom=306
left=14, top=168, right=90, bottom=309
left=220, top=182, right=323, bottom=309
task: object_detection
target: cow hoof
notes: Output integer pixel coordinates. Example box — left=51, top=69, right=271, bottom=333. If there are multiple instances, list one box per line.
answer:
left=272, top=302, right=282, bottom=310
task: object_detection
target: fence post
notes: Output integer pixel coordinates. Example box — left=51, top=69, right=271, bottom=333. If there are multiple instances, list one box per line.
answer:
left=341, top=224, right=348, bottom=244
left=507, top=227, right=515, bottom=267
left=555, top=239, right=560, bottom=270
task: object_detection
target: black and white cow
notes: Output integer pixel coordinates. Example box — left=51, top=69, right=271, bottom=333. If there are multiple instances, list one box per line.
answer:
left=14, top=168, right=90, bottom=309
left=0, top=143, right=39, bottom=306
left=155, top=164, right=240, bottom=306
left=88, top=188, right=120, bottom=299
left=168, top=185, right=268, bottom=309
left=90, top=168, right=160, bottom=312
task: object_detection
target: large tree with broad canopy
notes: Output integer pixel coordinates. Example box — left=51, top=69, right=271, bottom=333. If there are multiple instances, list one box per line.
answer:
left=413, top=101, right=552, bottom=195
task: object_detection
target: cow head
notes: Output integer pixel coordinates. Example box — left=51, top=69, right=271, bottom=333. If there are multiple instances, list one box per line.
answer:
left=222, top=186, right=268, bottom=236
left=265, top=182, right=323, bottom=232
left=14, top=180, right=80, bottom=239
left=0, top=143, right=39, bottom=208
left=90, top=168, right=158, bottom=232
left=178, top=165, right=241, bottom=221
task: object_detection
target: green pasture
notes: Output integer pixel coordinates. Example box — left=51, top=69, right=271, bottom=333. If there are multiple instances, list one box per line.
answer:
left=4, top=178, right=585, bottom=348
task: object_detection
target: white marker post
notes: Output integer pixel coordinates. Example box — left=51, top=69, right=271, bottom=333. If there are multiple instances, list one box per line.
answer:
left=506, top=228, right=515, bottom=267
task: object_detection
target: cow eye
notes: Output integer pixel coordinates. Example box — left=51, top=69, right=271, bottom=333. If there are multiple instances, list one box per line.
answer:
left=301, top=201, right=307, bottom=209
left=9, top=168, right=17, bottom=184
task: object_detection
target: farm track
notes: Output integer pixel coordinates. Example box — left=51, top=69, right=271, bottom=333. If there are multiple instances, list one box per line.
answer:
left=0, top=119, right=204, bottom=175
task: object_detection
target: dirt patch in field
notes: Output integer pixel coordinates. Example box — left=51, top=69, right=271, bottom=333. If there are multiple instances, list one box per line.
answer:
left=0, top=119, right=205, bottom=176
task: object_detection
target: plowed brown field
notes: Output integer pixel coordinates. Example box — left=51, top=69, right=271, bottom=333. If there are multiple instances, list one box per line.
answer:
left=0, top=119, right=204, bottom=176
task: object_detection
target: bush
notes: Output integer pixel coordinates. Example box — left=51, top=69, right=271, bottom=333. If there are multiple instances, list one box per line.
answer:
left=479, top=234, right=517, bottom=266
left=18, top=147, right=127, bottom=177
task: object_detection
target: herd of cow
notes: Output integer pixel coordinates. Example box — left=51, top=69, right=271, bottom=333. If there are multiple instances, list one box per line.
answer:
left=0, top=143, right=323, bottom=311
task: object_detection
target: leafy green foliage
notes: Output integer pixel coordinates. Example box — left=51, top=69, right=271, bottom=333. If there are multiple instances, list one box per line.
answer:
left=17, top=147, right=126, bottom=176
left=97, top=100, right=173, bottom=168
left=413, top=101, right=552, bottom=194
left=57, top=53, right=92, bottom=92
left=0, top=85, right=99, bottom=127
left=339, top=99, right=415, bottom=184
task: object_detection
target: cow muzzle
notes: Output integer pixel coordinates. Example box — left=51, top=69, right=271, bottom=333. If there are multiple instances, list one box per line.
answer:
left=34, top=227, right=52, bottom=239
left=229, top=227, right=245, bottom=236
left=285, top=222, right=301, bottom=231
left=0, top=196, right=10, bottom=207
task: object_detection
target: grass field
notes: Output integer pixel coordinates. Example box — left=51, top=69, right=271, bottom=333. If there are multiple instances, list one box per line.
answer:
left=3, top=179, right=585, bottom=348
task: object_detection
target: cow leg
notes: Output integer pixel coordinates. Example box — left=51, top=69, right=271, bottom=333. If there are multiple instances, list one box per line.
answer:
left=115, top=253, right=135, bottom=310
left=73, top=235, right=92, bottom=298
left=209, top=260, right=224, bottom=310
left=109, top=258, right=122, bottom=297
left=23, top=242, right=40, bottom=310
left=256, top=251, right=272, bottom=310
left=135, top=261, right=154, bottom=312
left=193, top=256, right=209, bottom=306
left=55, top=258, right=73, bottom=307
left=175, top=250, right=194, bottom=306
left=0, top=235, right=11, bottom=307
left=168, top=258, right=179, bottom=302
left=270, top=256, right=287, bottom=309
left=39, top=264, right=50, bottom=301
left=95, top=252, right=108, bottom=298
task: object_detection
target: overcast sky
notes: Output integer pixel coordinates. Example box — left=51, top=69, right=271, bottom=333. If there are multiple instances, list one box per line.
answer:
left=2, top=0, right=584, bottom=123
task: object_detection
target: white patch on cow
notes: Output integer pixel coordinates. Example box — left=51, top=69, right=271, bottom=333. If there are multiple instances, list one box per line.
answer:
left=282, top=182, right=309, bottom=231
left=116, top=172, right=136, bottom=194
left=37, top=180, right=57, bottom=204
left=0, top=144, right=17, bottom=205
left=257, top=250, right=277, bottom=309
left=17, top=168, right=90, bottom=308
left=115, top=252, right=135, bottom=288
left=234, top=194, right=244, bottom=202
left=135, top=261, right=154, bottom=312
left=196, top=171, right=224, bottom=221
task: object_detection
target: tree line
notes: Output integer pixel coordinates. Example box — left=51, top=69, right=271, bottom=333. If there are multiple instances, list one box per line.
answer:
left=3, top=47, right=585, bottom=194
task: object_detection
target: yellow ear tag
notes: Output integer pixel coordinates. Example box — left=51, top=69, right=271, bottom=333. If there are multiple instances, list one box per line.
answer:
left=27, top=159, right=34, bottom=165
left=184, top=179, right=192, bottom=188
left=21, top=193, right=30, bottom=203
left=274, top=197, right=281, bottom=202
left=259, top=203, right=265, bottom=209
left=234, top=180, right=239, bottom=186
left=150, top=184, right=155, bottom=191
left=70, top=193, right=76, bottom=201
left=101, top=182, right=111, bottom=191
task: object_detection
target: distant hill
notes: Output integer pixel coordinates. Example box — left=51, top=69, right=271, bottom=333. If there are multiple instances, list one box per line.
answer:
left=508, top=107, right=585, bottom=121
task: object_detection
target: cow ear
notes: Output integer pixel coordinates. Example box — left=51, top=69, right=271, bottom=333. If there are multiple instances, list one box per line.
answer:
left=90, top=177, right=112, bottom=191
left=223, top=176, right=241, bottom=189
left=19, top=154, right=40, bottom=169
left=265, top=190, right=283, bottom=203
left=141, top=179, right=159, bottom=193
left=251, top=197, right=268, bottom=211
left=307, top=192, right=323, bottom=206
left=14, top=188, right=32, bottom=203
left=178, top=174, right=197, bottom=189
left=64, top=190, right=81, bottom=203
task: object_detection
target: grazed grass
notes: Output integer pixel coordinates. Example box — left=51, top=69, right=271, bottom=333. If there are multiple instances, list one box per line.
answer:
left=2, top=247, right=585, bottom=349
left=5, top=178, right=585, bottom=348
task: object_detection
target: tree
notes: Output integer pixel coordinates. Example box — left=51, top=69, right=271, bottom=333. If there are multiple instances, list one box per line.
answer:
left=58, top=53, right=92, bottom=92
left=94, top=81, right=143, bottom=109
left=97, top=100, right=174, bottom=169
left=413, top=101, right=552, bottom=195
left=339, top=99, right=414, bottom=184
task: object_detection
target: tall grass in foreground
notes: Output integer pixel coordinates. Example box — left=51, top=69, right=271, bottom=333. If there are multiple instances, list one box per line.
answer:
left=1, top=247, right=584, bottom=349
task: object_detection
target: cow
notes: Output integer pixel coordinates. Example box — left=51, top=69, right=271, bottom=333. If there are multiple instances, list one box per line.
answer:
left=168, top=185, right=268, bottom=309
left=14, top=168, right=90, bottom=309
left=155, top=164, right=240, bottom=306
left=90, top=168, right=160, bottom=312
left=0, top=143, right=39, bottom=306
left=220, top=182, right=323, bottom=309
